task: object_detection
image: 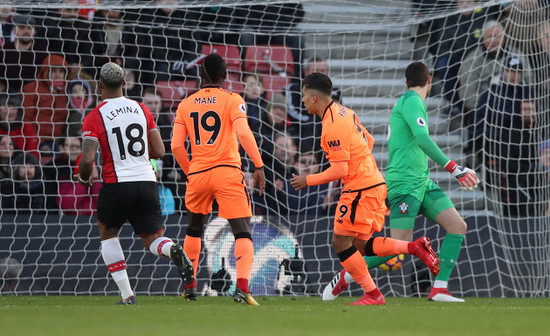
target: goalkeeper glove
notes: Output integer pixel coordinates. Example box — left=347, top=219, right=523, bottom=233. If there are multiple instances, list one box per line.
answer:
left=444, top=160, right=480, bottom=191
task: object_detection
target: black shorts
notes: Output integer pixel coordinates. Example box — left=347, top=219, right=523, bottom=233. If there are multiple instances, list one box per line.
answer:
left=97, top=181, right=163, bottom=236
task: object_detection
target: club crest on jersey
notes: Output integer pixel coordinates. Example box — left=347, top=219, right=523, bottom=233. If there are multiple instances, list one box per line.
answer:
left=399, top=202, right=409, bottom=214
left=327, top=139, right=341, bottom=151
left=239, top=103, right=247, bottom=114
left=416, top=117, right=426, bottom=127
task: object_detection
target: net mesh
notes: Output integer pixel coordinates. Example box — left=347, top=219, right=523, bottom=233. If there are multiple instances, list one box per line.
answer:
left=0, top=0, right=549, bottom=298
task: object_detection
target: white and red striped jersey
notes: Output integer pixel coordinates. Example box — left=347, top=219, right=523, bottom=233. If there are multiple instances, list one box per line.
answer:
left=82, top=96, right=157, bottom=183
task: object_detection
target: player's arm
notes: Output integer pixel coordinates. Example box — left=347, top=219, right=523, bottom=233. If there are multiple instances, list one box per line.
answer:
left=292, top=123, right=350, bottom=190
left=291, top=161, right=348, bottom=191
left=76, top=138, right=98, bottom=187
left=403, top=97, right=480, bottom=190
left=233, top=117, right=265, bottom=195
left=234, top=117, right=263, bottom=168
left=171, top=122, right=190, bottom=175
left=148, top=128, right=165, bottom=159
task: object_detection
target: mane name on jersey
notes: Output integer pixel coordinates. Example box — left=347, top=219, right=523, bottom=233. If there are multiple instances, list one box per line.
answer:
left=194, top=96, right=217, bottom=105
left=106, top=105, right=140, bottom=121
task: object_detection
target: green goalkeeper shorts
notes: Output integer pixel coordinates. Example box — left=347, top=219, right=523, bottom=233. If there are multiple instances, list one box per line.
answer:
left=388, top=179, right=454, bottom=230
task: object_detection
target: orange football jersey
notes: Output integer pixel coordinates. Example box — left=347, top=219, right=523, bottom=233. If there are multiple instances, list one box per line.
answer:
left=173, top=85, right=248, bottom=174
left=320, top=101, right=385, bottom=191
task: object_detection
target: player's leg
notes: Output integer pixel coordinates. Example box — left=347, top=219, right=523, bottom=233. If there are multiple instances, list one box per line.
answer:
left=333, top=234, right=385, bottom=305
left=359, top=235, right=439, bottom=276
left=181, top=211, right=206, bottom=300
left=325, top=189, right=386, bottom=304
left=422, top=182, right=466, bottom=302
left=361, top=193, right=422, bottom=269
left=128, top=181, right=194, bottom=286
left=227, top=217, right=259, bottom=305
left=215, top=167, right=258, bottom=305
left=96, top=183, right=136, bottom=304
left=324, top=190, right=421, bottom=299
left=181, top=171, right=215, bottom=300
left=98, top=221, right=135, bottom=304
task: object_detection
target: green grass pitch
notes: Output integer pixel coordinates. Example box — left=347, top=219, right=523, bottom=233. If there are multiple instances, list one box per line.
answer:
left=1, top=296, right=549, bottom=335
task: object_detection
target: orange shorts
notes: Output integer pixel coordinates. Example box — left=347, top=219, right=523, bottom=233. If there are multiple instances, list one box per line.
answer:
left=185, top=166, right=252, bottom=219
left=333, top=183, right=387, bottom=240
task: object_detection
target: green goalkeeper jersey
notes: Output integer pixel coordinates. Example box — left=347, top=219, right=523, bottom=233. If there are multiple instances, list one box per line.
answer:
left=386, top=90, right=449, bottom=194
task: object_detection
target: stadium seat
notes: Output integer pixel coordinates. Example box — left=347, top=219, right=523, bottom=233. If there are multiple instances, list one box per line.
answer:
left=201, top=44, right=241, bottom=73
left=156, top=80, right=198, bottom=109
left=224, top=72, right=244, bottom=93
left=261, top=74, right=290, bottom=98
left=244, top=45, right=294, bottom=76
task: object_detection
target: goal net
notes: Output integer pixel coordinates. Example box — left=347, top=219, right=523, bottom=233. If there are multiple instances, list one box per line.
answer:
left=1, top=0, right=549, bottom=298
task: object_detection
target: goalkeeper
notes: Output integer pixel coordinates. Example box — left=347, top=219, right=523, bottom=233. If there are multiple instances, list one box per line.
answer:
left=324, top=61, right=479, bottom=302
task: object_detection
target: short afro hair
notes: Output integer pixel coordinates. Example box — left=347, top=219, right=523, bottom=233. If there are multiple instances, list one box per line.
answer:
left=200, top=54, right=227, bottom=83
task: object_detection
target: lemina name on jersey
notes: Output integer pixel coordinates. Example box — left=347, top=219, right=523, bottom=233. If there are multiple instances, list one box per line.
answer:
left=82, top=96, right=157, bottom=183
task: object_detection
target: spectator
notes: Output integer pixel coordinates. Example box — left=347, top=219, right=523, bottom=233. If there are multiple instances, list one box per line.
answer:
left=0, top=14, right=47, bottom=93
left=262, top=132, right=298, bottom=214
left=142, top=86, right=186, bottom=213
left=123, top=68, right=142, bottom=101
left=285, top=57, right=342, bottom=125
left=66, top=78, right=95, bottom=136
left=21, top=54, right=70, bottom=160
left=284, top=56, right=342, bottom=154
left=45, top=0, right=94, bottom=80
left=241, top=73, right=268, bottom=136
left=459, top=21, right=506, bottom=112
left=0, top=5, right=14, bottom=47
left=89, top=8, right=140, bottom=79
left=460, top=20, right=533, bottom=112
left=528, top=21, right=550, bottom=116
left=0, top=152, right=45, bottom=214
left=280, top=151, right=329, bottom=218
left=43, top=136, right=101, bottom=214
left=458, top=20, right=533, bottom=157
left=0, top=135, right=15, bottom=180
left=432, top=0, right=499, bottom=114
left=0, top=93, right=39, bottom=157
left=259, top=94, right=297, bottom=142
left=137, top=1, right=200, bottom=84
left=474, top=55, right=539, bottom=217
left=502, top=0, right=549, bottom=55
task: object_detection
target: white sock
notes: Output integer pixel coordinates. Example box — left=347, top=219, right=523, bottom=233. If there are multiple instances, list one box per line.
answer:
left=344, top=271, right=354, bottom=284
left=149, top=237, right=174, bottom=258
left=101, top=238, right=134, bottom=299
left=433, top=280, right=448, bottom=289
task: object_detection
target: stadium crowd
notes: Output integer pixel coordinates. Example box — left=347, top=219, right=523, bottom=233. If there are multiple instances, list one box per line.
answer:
left=0, top=0, right=549, bottom=217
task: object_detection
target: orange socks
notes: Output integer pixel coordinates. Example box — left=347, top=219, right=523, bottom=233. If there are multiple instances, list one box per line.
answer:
left=372, top=237, right=409, bottom=257
left=234, top=237, right=254, bottom=293
left=183, top=235, right=201, bottom=280
left=338, top=247, right=376, bottom=293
